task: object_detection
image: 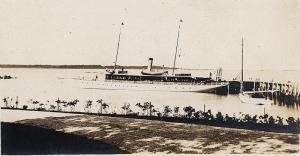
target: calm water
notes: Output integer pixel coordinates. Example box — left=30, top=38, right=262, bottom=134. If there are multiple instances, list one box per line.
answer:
left=0, top=68, right=299, bottom=120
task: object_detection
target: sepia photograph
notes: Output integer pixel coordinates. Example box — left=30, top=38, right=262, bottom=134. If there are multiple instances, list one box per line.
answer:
left=0, top=0, right=299, bottom=155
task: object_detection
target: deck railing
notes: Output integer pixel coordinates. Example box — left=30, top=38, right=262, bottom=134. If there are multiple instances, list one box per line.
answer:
left=103, top=79, right=228, bottom=86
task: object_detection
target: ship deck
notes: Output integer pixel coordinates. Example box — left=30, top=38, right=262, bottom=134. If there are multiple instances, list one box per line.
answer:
left=105, top=73, right=214, bottom=83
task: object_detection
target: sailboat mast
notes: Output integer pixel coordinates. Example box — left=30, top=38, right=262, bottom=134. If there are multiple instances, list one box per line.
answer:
left=172, top=20, right=182, bottom=75
left=114, top=22, right=124, bottom=72
left=240, top=37, right=244, bottom=93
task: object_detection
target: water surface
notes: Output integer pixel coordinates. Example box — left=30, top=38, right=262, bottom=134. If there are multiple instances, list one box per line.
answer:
left=0, top=68, right=299, bottom=119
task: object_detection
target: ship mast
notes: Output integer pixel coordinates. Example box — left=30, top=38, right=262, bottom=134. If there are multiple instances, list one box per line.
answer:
left=113, top=22, right=124, bottom=72
left=172, top=19, right=183, bottom=75
left=240, top=37, right=244, bottom=93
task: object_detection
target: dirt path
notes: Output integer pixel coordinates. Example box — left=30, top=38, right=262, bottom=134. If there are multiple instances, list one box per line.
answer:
left=13, top=114, right=299, bottom=154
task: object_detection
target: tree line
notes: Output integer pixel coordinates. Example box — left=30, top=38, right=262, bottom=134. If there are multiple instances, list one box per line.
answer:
left=2, top=97, right=300, bottom=129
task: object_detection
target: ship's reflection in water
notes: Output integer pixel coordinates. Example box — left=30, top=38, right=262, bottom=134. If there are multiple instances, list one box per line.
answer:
left=274, top=98, right=300, bottom=110
left=0, top=68, right=299, bottom=120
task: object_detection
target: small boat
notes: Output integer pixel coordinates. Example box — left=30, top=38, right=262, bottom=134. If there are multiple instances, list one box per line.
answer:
left=239, top=91, right=273, bottom=105
left=238, top=38, right=277, bottom=105
left=141, top=71, right=168, bottom=75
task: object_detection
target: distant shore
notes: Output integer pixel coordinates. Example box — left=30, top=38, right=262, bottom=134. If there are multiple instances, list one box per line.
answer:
left=0, top=64, right=217, bottom=70
left=0, top=65, right=297, bottom=71
left=0, top=64, right=174, bottom=69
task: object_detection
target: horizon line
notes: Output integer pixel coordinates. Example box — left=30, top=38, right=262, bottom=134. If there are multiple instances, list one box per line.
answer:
left=0, top=64, right=298, bottom=71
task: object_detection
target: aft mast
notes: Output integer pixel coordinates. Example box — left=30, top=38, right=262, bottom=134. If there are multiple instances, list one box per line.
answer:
left=172, top=19, right=183, bottom=75
left=240, top=37, right=244, bottom=93
left=113, top=22, right=124, bottom=72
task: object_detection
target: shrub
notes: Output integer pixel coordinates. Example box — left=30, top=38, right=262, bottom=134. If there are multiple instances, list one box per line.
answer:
left=251, top=115, right=258, bottom=124
left=173, top=107, right=180, bottom=117
left=194, top=111, right=201, bottom=119
left=201, top=110, right=214, bottom=121
left=296, top=118, right=300, bottom=127
left=268, top=116, right=275, bottom=125
left=216, top=112, right=224, bottom=122
left=163, top=105, right=172, bottom=117
left=183, top=106, right=195, bottom=118
left=22, top=105, right=28, bottom=110
left=37, top=107, right=46, bottom=111
left=242, top=114, right=258, bottom=124
left=157, top=112, right=162, bottom=117
left=243, top=114, right=251, bottom=123
left=136, top=102, right=146, bottom=115
left=286, top=117, right=297, bottom=127
left=224, top=114, right=233, bottom=123
left=259, top=114, right=269, bottom=124
left=232, top=113, right=240, bottom=123
left=276, top=116, right=283, bottom=125
left=3, top=97, right=9, bottom=107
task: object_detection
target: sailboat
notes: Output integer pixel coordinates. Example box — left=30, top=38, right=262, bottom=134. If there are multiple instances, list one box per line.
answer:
left=238, top=38, right=276, bottom=105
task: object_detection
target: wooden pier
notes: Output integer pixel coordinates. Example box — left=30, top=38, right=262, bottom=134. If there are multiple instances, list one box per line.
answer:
left=215, top=80, right=299, bottom=104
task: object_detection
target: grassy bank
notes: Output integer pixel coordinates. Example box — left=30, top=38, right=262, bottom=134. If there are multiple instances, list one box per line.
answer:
left=5, top=114, right=299, bottom=154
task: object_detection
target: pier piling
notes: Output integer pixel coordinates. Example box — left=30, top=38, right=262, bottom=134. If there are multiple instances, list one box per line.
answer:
left=216, top=80, right=299, bottom=104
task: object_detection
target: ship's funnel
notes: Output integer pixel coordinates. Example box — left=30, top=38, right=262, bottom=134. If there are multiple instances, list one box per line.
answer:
left=147, top=58, right=153, bottom=71
left=215, top=67, right=222, bottom=81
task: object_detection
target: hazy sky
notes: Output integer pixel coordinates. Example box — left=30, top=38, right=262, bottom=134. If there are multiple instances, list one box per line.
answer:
left=0, top=0, right=299, bottom=70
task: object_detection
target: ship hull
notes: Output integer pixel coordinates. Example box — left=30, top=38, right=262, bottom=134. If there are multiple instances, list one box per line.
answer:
left=80, top=80, right=228, bottom=93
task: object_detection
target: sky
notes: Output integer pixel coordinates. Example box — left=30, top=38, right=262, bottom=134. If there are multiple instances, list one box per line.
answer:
left=0, top=0, right=299, bottom=70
